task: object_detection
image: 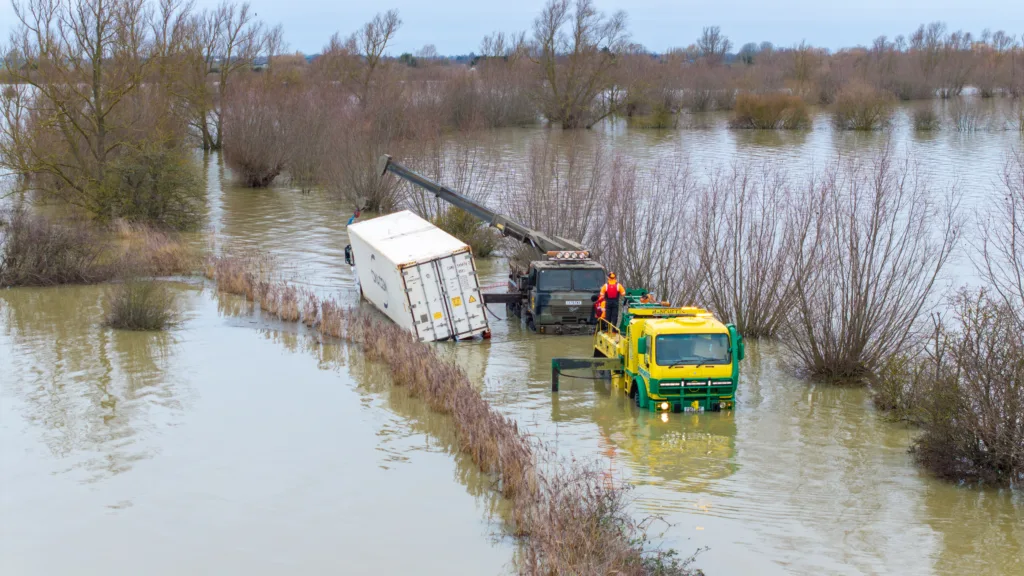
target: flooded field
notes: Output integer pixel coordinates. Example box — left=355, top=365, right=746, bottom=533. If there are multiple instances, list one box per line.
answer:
left=2, top=104, right=1023, bottom=575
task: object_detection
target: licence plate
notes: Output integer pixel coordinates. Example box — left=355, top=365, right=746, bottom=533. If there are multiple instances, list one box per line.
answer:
left=566, top=300, right=582, bottom=306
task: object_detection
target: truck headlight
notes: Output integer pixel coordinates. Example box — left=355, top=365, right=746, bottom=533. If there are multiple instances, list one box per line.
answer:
left=660, top=402, right=669, bottom=411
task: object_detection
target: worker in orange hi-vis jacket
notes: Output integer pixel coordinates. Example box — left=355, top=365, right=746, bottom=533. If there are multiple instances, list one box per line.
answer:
left=597, top=272, right=624, bottom=330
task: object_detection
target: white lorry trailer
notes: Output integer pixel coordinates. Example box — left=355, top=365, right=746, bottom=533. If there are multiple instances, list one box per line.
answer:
left=345, top=210, right=490, bottom=342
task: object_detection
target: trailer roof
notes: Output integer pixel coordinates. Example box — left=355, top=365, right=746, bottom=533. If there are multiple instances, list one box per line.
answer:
left=347, top=210, right=469, bottom=266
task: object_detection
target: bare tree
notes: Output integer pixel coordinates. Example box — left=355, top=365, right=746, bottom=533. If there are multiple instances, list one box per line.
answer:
left=696, top=26, right=732, bottom=64
left=591, top=157, right=700, bottom=304
left=2, top=0, right=152, bottom=213
left=782, top=145, right=963, bottom=380
left=694, top=163, right=804, bottom=337
left=352, top=9, right=401, bottom=106
left=532, top=0, right=628, bottom=128
left=263, top=22, right=286, bottom=73
left=211, top=1, right=264, bottom=149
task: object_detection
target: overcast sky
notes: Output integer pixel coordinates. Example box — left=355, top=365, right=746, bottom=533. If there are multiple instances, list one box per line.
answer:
left=2, top=0, right=1022, bottom=55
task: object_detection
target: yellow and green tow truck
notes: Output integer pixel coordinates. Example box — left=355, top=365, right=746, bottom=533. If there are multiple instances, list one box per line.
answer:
left=552, top=289, right=744, bottom=413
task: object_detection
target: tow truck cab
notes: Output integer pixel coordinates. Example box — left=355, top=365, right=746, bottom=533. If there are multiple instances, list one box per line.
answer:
left=596, top=302, right=744, bottom=412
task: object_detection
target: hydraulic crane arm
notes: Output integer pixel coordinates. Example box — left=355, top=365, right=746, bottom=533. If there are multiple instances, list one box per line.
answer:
left=378, top=155, right=584, bottom=254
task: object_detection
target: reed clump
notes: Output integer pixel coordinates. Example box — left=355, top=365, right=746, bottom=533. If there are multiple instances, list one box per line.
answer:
left=206, top=253, right=700, bottom=575
left=729, top=93, right=810, bottom=129
left=105, top=280, right=178, bottom=331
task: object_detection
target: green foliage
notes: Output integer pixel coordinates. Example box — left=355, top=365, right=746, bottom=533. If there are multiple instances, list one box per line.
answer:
left=729, top=93, right=810, bottom=129
left=432, top=207, right=499, bottom=257
left=105, top=280, right=179, bottom=331
left=99, top=145, right=204, bottom=230
left=398, top=53, right=418, bottom=67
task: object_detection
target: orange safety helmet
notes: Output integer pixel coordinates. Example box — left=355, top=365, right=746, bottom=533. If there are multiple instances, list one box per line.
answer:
left=608, top=272, right=616, bottom=280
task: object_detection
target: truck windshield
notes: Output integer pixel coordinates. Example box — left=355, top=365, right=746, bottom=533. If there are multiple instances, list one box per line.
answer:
left=655, top=334, right=731, bottom=366
left=537, top=270, right=572, bottom=291
left=572, top=269, right=606, bottom=292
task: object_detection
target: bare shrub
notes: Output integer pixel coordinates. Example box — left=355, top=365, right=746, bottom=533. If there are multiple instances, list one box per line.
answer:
left=832, top=82, right=894, bottom=130
left=222, top=82, right=288, bottom=187
left=949, top=98, right=984, bottom=133
left=980, top=149, right=1024, bottom=309
left=105, top=280, right=178, bottom=331
left=590, top=158, right=700, bottom=304
left=694, top=163, right=809, bottom=337
left=729, top=93, right=810, bottom=129
left=501, top=135, right=605, bottom=261
left=0, top=208, right=107, bottom=286
left=679, top=64, right=729, bottom=112
left=904, top=290, right=1024, bottom=485
left=783, top=146, right=962, bottom=381
left=477, top=32, right=539, bottom=127
left=102, top=144, right=204, bottom=229
left=282, top=87, right=333, bottom=191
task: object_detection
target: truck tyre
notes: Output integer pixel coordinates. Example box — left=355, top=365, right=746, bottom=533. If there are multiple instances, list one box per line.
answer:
left=635, top=379, right=649, bottom=410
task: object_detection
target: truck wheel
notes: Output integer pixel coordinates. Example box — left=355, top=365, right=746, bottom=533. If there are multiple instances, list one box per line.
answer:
left=635, top=380, right=649, bottom=410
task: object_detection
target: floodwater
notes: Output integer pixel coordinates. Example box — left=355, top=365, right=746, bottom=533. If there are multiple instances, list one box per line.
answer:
left=3, top=101, right=1023, bottom=575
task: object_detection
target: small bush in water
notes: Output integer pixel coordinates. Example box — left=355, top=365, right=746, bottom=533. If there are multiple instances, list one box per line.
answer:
left=729, top=93, right=810, bottom=129
left=105, top=280, right=178, bottom=331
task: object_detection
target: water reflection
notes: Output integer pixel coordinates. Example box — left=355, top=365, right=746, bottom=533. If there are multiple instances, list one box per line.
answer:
left=0, top=285, right=188, bottom=480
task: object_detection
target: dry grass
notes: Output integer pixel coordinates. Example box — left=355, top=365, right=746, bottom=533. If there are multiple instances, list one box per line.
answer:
left=729, top=93, right=810, bottom=129
left=205, top=252, right=701, bottom=575
left=113, top=220, right=199, bottom=276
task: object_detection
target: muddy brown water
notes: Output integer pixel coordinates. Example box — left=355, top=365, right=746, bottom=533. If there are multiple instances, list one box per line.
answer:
left=2, top=103, right=1023, bottom=575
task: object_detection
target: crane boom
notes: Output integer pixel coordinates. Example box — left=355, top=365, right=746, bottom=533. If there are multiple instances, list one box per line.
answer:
left=378, top=155, right=585, bottom=254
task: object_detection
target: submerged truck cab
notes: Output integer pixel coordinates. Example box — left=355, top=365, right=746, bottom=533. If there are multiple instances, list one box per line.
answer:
left=507, top=259, right=606, bottom=335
